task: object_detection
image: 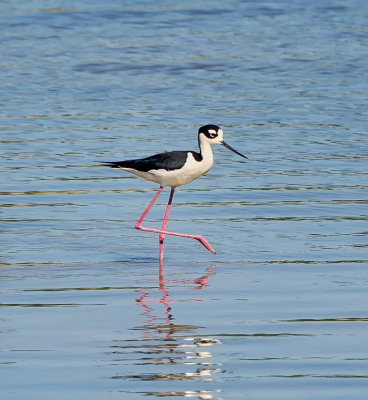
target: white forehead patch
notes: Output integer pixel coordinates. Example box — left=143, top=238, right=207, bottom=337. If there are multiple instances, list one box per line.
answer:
left=208, top=129, right=217, bottom=134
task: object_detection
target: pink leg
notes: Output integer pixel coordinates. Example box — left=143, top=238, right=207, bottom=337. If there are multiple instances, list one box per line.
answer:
left=135, top=186, right=215, bottom=254
left=158, top=188, right=174, bottom=264
left=135, top=186, right=164, bottom=228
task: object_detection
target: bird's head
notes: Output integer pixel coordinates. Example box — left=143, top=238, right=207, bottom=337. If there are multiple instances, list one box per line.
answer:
left=198, top=124, right=248, bottom=159
left=198, top=124, right=224, bottom=144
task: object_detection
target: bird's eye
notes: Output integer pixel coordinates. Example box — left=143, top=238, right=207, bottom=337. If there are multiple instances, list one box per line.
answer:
left=209, top=132, right=218, bottom=138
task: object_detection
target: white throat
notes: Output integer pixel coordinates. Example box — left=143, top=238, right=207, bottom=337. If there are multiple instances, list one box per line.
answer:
left=199, top=135, right=214, bottom=165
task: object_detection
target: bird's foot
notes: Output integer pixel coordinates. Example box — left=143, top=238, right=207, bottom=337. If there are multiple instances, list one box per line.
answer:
left=195, top=235, right=216, bottom=254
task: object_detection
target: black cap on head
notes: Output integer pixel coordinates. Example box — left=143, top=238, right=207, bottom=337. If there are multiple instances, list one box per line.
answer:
left=198, top=124, right=220, bottom=134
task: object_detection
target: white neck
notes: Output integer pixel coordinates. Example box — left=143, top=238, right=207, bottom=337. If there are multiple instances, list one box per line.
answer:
left=199, top=136, right=214, bottom=164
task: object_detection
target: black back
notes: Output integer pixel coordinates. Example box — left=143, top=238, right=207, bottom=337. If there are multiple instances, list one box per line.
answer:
left=102, top=150, right=202, bottom=172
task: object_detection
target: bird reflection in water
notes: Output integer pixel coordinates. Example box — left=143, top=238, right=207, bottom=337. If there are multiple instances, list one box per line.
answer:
left=111, top=264, right=223, bottom=399
left=134, top=264, right=215, bottom=338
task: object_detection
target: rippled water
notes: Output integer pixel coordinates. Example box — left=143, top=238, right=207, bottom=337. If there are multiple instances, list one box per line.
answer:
left=1, top=1, right=368, bottom=399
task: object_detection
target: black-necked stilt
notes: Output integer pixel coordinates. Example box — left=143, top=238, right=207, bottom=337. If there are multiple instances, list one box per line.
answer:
left=102, top=124, right=247, bottom=261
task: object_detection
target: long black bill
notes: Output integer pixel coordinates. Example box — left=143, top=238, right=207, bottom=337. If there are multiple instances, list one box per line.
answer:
left=221, top=141, right=248, bottom=159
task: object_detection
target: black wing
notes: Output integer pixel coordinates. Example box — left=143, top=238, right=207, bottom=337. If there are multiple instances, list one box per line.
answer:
left=101, top=151, right=201, bottom=172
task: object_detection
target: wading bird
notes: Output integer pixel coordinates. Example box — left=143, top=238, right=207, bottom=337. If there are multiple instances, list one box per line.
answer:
left=102, top=124, right=247, bottom=262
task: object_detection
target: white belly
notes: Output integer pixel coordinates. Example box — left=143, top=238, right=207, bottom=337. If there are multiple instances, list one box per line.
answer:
left=122, top=152, right=213, bottom=188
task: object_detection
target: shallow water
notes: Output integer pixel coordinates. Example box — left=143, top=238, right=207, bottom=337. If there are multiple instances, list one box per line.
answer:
left=1, top=0, right=368, bottom=399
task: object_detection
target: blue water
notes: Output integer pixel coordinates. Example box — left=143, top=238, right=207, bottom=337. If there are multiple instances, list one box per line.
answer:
left=1, top=1, right=368, bottom=399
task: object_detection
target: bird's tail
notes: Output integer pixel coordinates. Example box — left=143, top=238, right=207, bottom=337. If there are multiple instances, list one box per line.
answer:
left=100, top=161, right=127, bottom=169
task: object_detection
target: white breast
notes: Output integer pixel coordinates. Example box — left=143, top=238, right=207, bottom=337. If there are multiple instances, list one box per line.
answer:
left=149, top=152, right=214, bottom=187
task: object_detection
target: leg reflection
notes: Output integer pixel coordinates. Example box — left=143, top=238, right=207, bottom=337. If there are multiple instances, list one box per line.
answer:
left=134, top=264, right=215, bottom=338
left=111, top=265, right=222, bottom=398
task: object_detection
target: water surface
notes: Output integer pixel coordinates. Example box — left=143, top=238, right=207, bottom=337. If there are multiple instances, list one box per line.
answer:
left=1, top=0, right=368, bottom=399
